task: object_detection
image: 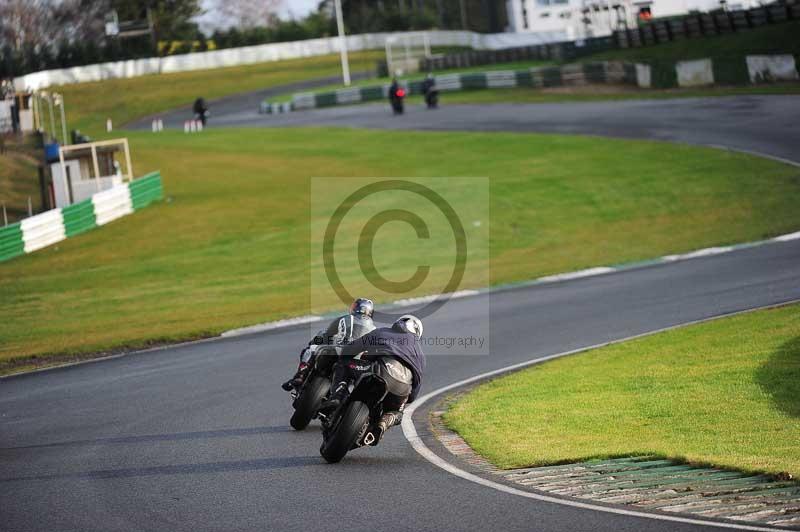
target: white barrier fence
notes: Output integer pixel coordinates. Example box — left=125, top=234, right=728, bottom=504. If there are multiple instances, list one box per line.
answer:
left=746, top=55, right=799, bottom=83
left=676, top=59, right=714, bottom=87
left=12, top=30, right=567, bottom=91
left=486, top=70, right=518, bottom=88
left=21, top=209, right=66, bottom=253
left=92, top=185, right=133, bottom=226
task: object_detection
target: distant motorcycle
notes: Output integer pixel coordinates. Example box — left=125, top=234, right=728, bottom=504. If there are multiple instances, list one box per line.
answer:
left=193, top=97, right=208, bottom=126
left=425, top=89, right=439, bottom=109
left=319, top=355, right=413, bottom=463
left=422, top=76, right=438, bottom=109
left=288, top=346, right=338, bottom=430
left=390, top=87, right=405, bottom=115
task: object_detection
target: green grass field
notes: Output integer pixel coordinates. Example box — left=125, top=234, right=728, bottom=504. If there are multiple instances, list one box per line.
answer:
left=56, top=50, right=384, bottom=135
left=445, top=303, right=800, bottom=477
left=0, top=146, right=41, bottom=223
left=1, top=127, right=799, bottom=372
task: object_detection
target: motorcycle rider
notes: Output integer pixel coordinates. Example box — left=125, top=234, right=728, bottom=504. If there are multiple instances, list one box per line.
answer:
left=281, top=298, right=376, bottom=391
left=322, top=315, right=426, bottom=442
left=388, top=78, right=404, bottom=115
left=193, top=97, right=208, bottom=126
left=421, top=73, right=438, bottom=109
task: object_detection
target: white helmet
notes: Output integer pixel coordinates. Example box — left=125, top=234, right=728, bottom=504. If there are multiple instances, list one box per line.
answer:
left=394, top=314, right=423, bottom=339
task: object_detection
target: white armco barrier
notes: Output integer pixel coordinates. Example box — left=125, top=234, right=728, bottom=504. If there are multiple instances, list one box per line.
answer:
left=676, top=59, right=714, bottom=87
left=486, top=70, right=517, bottom=88
left=434, top=73, right=463, bottom=91
left=13, top=30, right=567, bottom=91
left=21, top=210, right=66, bottom=253
left=635, top=63, right=652, bottom=88
left=335, top=87, right=362, bottom=105
left=746, top=55, right=799, bottom=83
left=92, top=185, right=133, bottom=226
left=292, top=93, right=316, bottom=110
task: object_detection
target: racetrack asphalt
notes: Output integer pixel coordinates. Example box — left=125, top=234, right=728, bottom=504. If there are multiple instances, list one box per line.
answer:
left=3, top=238, right=800, bottom=532
left=128, top=91, right=800, bottom=165
left=6, top=88, right=799, bottom=532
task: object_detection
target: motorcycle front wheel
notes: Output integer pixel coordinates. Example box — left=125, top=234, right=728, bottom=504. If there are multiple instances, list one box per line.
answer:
left=320, top=400, right=370, bottom=463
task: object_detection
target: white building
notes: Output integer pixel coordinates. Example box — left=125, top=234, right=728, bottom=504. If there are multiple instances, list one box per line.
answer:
left=505, top=0, right=760, bottom=38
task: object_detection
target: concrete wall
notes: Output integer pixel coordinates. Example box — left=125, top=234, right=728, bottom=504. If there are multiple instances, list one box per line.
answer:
left=13, top=30, right=566, bottom=91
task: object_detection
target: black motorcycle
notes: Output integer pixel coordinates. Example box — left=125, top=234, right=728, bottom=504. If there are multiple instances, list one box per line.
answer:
left=319, top=356, right=413, bottom=463
left=288, top=346, right=338, bottom=430
left=425, top=89, right=439, bottom=109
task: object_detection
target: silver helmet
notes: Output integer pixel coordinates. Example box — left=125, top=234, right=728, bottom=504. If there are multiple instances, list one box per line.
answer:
left=394, top=314, right=423, bottom=339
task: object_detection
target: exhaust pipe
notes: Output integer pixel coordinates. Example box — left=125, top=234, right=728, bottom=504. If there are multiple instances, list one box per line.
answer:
left=363, top=432, right=376, bottom=446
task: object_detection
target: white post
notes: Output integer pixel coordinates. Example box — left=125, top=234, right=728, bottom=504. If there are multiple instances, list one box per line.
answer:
left=385, top=37, right=394, bottom=77
left=424, top=32, right=431, bottom=58
left=2, top=202, right=7, bottom=226
left=47, top=93, right=56, bottom=143
left=58, top=147, right=70, bottom=206
left=334, top=0, right=351, bottom=86
left=123, top=138, right=133, bottom=181
left=91, top=144, right=101, bottom=192
left=31, top=94, right=39, bottom=132
left=58, top=94, right=68, bottom=145
left=27, top=196, right=32, bottom=217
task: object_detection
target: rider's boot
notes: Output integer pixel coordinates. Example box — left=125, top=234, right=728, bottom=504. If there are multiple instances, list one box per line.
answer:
left=369, top=411, right=403, bottom=445
left=281, top=362, right=310, bottom=391
left=319, top=380, right=348, bottom=412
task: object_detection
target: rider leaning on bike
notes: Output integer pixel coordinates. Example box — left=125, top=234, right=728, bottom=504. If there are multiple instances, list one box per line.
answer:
left=323, top=314, right=427, bottom=441
left=281, top=298, right=376, bottom=391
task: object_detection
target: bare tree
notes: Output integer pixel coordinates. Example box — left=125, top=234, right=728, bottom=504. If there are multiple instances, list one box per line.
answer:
left=0, top=0, right=54, bottom=49
left=0, top=0, right=109, bottom=50
left=212, top=0, right=285, bottom=29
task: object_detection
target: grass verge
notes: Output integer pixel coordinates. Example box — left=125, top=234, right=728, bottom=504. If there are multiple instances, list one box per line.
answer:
left=445, top=303, right=800, bottom=477
left=1, top=127, right=799, bottom=372
left=0, top=141, right=42, bottom=223
left=56, top=50, right=384, bottom=135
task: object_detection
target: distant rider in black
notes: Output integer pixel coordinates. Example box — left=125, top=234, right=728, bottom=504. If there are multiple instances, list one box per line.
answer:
left=193, top=97, right=208, bottom=126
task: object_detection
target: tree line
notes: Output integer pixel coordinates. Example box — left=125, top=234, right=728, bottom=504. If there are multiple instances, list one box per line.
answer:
left=1, top=0, right=507, bottom=79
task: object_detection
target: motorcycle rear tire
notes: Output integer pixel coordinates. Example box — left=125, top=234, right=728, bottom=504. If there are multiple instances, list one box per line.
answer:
left=320, top=400, right=370, bottom=463
left=290, top=376, right=330, bottom=430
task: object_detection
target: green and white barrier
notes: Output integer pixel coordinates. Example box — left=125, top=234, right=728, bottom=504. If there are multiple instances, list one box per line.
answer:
left=260, top=61, right=645, bottom=113
left=259, top=54, right=798, bottom=114
left=0, top=171, right=163, bottom=263
left=0, top=223, right=24, bottom=262
left=21, top=209, right=65, bottom=253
